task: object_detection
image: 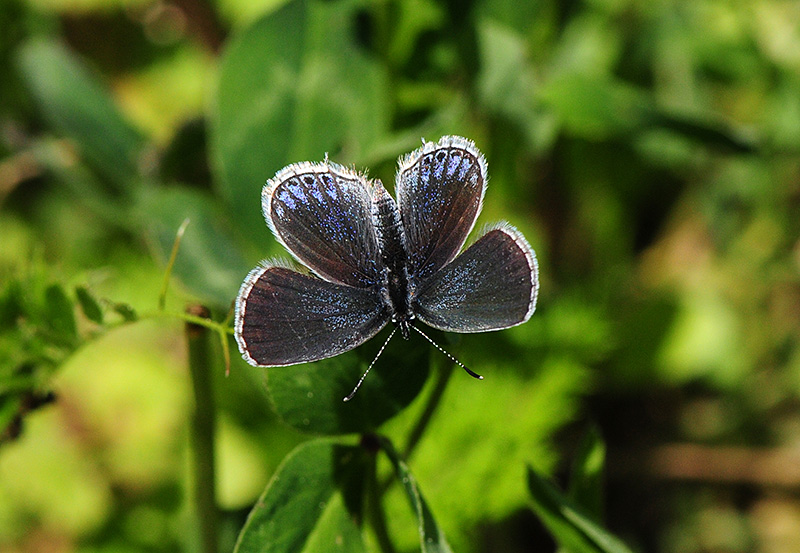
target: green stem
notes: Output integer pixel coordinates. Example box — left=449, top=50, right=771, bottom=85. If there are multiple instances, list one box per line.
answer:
left=105, top=308, right=234, bottom=335
left=186, top=305, right=218, bottom=553
left=143, top=309, right=234, bottom=334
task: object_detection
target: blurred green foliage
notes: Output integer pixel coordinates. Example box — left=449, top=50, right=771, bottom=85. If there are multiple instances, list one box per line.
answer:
left=2, top=0, right=800, bottom=552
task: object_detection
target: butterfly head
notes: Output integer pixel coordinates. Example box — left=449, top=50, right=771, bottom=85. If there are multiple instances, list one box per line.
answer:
left=390, top=311, right=414, bottom=340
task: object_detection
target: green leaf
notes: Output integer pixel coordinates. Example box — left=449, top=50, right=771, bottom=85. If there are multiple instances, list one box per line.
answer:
left=75, top=286, right=104, bottom=325
left=111, top=302, right=138, bottom=322
left=538, top=73, right=653, bottom=140
left=1, top=271, right=73, bottom=379
left=476, top=19, right=557, bottom=151
left=567, top=425, right=606, bottom=522
left=137, top=185, right=252, bottom=308
left=0, top=277, right=24, bottom=329
left=30, top=138, right=133, bottom=230
left=268, top=329, right=430, bottom=435
left=234, top=439, right=368, bottom=553
left=526, top=466, right=636, bottom=553
left=44, top=284, right=77, bottom=345
left=651, top=111, right=759, bottom=154
left=381, top=436, right=452, bottom=553
left=0, top=397, right=22, bottom=443
left=16, top=39, right=147, bottom=191
left=377, top=355, right=589, bottom=553
left=211, top=0, right=390, bottom=243
left=538, top=73, right=757, bottom=152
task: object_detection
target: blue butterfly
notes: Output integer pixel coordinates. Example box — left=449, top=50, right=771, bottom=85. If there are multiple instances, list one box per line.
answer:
left=234, top=136, right=539, bottom=400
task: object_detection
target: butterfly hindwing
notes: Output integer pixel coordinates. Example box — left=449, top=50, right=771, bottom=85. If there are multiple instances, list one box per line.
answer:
left=412, top=225, right=538, bottom=333
left=235, top=266, right=390, bottom=366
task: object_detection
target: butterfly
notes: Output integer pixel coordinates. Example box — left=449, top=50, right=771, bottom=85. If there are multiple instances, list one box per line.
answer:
left=234, top=135, right=539, bottom=400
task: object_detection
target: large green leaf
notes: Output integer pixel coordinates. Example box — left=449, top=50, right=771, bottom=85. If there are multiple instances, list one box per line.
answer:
left=381, top=436, right=452, bottom=553
left=137, top=185, right=252, bottom=308
left=211, top=0, right=390, bottom=243
left=527, top=466, right=635, bottom=553
left=268, top=329, right=430, bottom=435
left=234, top=439, right=368, bottom=553
left=16, top=39, right=147, bottom=191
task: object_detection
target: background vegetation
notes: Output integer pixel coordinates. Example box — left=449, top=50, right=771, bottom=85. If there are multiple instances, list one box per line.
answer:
left=2, top=0, right=799, bottom=552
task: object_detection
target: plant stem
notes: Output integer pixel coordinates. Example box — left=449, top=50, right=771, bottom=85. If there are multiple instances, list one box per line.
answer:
left=186, top=305, right=218, bottom=553
left=142, top=309, right=234, bottom=334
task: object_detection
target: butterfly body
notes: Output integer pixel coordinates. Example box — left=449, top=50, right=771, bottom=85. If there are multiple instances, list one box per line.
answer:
left=235, top=136, right=538, bottom=374
left=373, top=185, right=414, bottom=339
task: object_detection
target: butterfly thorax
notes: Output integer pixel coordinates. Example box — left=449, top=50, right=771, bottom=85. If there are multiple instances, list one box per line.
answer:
left=373, top=184, right=413, bottom=339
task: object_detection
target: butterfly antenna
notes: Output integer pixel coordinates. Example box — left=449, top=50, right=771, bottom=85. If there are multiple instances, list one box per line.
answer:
left=343, top=328, right=397, bottom=402
left=410, top=325, right=483, bottom=380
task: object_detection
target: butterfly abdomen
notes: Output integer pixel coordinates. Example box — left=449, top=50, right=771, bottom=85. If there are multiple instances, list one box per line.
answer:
left=372, top=184, right=413, bottom=338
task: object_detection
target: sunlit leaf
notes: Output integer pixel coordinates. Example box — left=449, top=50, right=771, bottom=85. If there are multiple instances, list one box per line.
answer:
left=378, top=354, right=589, bottom=553
left=211, top=0, right=390, bottom=244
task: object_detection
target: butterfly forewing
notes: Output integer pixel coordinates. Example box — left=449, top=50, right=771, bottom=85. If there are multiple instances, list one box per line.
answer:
left=235, top=266, right=390, bottom=366
left=413, top=225, right=538, bottom=333
left=264, top=163, right=383, bottom=288
left=396, top=136, right=487, bottom=283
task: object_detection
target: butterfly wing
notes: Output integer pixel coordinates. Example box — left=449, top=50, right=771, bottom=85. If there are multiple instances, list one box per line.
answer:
left=264, top=162, right=383, bottom=288
left=396, top=136, right=487, bottom=283
left=413, top=225, right=538, bottom=333
left=235, top=265, right=390, bottom=366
